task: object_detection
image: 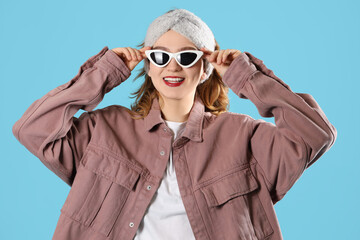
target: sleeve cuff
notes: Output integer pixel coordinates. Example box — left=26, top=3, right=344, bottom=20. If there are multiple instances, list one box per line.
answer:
left=94, top=46, right=132, bottom=84
left=222, top=52, right=257, bottom=95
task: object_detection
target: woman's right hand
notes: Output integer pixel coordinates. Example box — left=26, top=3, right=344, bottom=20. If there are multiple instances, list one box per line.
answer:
left=111, top=46, right=151, bottom=71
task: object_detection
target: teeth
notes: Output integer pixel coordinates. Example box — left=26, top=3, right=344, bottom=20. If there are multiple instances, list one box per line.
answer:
left=164, top=77, right=185, bottom=82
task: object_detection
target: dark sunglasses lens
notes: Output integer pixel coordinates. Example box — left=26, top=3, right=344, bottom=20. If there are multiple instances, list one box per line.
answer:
left=178, top=52, right=198, bottom=66
left=150, top=52, right=169, bottom=66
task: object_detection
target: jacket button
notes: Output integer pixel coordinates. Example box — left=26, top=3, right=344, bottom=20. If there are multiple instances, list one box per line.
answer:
left=147, top=185, right=151, bottom=190
left=129, top=222, right=134, bottom=228
left=160, top=151, right=165, bottom=156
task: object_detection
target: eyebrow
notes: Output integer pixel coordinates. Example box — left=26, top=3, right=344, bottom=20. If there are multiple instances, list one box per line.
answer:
left=152, top=46, right=198, bottom=51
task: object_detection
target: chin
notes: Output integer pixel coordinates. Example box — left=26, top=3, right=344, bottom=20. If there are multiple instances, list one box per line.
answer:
left=161, top=94, right=184, bottom=101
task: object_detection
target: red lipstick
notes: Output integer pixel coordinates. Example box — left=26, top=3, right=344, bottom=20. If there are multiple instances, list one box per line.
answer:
left=163, top=76, right=185, bottom=87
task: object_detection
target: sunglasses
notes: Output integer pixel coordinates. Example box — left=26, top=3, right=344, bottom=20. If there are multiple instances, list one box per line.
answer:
left=145, top=49, right=204, bottom=68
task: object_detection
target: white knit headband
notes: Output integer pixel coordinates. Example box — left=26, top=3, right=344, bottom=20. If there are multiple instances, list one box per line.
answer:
left=144, top=9, right=216, bottom=84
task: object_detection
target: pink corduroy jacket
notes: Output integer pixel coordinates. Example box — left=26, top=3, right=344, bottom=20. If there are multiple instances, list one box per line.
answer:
left=12, top=46, right=337, bottom=240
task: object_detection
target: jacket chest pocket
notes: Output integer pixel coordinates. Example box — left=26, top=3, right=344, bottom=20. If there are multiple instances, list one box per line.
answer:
left=60, top=147, right=141, bottom=237
left=200, top=166, right=273, bottom=240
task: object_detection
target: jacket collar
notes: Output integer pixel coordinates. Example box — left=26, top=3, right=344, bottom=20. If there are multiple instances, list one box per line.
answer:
left=144, top=95, right=205, bottom=142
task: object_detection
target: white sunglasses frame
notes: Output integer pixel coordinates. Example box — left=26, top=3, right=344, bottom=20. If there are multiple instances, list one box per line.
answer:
left=145, top=49, right=204, bottom=68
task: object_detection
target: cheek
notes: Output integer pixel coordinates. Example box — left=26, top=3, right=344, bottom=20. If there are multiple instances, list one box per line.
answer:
left=148, top=65, right=162, bottom=79
left=188, top=65, right=203, bottom=80
left=149, top=70, right=163, bottom=88
left=193, top=60, right=204, bottom=75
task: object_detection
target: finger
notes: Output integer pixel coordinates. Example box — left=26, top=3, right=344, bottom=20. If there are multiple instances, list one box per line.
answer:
left=130, top=47, right=140, bottom=61
left=222, top=49, right=232, bottom=62
left=130, top=47, right=140, bottom=60
left=139, top=46, right=151, bottom=58
left=122, top=48, right=132, bottom=61
left=217, top=50, right=225, bottom=64
left=200, top=48, right=211, bottom=62
left=200, top=47, right=212, bottom=54
left=134, top=48, right=145, bottom=60
left=200, top=47, right=212, bottom=59
left=233, top=50, right=242, bottom=58
left=209, top=50, right=219, bottom=62
left=134, top=50, right=142, bottom=61
left=126, top=47, right=137, bottom=61
left=139, top=46, right=151, bottom=52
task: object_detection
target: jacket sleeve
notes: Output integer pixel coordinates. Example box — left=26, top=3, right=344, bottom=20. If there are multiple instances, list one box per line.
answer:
left=12, top=46, right=131, bottom=187
left=222, top=52, right=337, bottom=204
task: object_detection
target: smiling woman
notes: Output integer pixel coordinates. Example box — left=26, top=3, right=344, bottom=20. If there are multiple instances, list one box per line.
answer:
left=119, top=32, right=229, bottom=123
left=144, top=29, right=210, bottom=122
left=12, top=7, right=337, bottom=240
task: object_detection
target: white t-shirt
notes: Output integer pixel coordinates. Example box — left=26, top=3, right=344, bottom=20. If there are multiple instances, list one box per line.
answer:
left=133, top=120, right=195, bottom=240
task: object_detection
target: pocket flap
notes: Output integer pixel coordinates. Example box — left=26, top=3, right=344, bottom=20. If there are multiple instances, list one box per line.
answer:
left=200, top=167, right=259, bottom=207
left=82, top=147, right=141, bottom=191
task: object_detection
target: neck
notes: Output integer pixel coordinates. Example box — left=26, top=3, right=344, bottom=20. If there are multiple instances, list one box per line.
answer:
left=158, top=94, right=195, bottom=122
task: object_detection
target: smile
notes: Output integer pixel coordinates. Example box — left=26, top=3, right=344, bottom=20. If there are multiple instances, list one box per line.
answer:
left=163, top=77, right=185, bottom=87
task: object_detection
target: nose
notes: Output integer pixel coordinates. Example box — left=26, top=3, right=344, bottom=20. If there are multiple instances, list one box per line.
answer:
left=166, top=57, right=182, bottom=71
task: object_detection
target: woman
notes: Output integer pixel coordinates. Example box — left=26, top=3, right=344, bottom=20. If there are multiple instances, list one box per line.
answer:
left=12, top=8, right=337, bottom=240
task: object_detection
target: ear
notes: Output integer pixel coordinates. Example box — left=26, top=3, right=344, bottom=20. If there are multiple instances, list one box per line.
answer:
left=200, top=71, right=207, bottom=81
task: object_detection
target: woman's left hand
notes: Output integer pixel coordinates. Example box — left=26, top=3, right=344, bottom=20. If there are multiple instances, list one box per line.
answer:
left=200, top=48, right=242, bottom=77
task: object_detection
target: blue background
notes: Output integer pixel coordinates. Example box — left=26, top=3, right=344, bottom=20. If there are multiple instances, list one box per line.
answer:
left=1, top=0, right=358, bottom=239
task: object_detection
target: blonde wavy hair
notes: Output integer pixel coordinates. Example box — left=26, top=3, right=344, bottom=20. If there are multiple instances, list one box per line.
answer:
left=125, top=39, right=230, bottom=120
